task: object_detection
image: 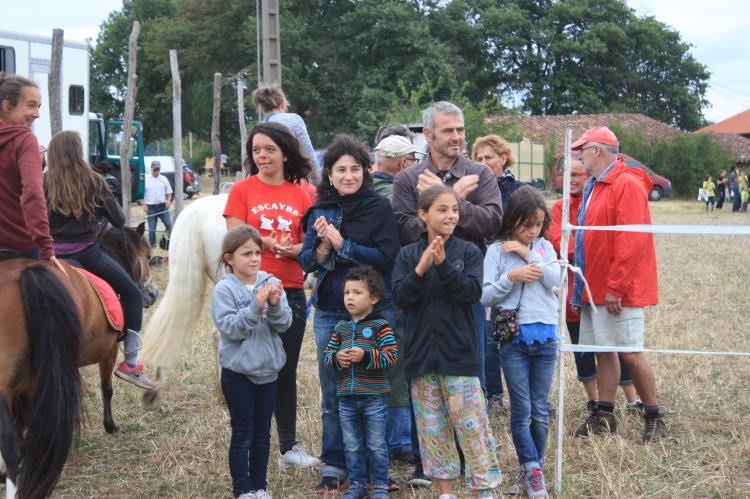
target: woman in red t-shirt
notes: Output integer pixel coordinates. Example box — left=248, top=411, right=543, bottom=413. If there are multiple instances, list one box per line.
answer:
left=223, top=122, right=320, bottom=469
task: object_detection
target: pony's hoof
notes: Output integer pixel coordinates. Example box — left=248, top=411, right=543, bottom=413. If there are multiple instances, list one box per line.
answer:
left=142, top=388, right=161, bottom=411
left=104, top=421, right=119, bottom=434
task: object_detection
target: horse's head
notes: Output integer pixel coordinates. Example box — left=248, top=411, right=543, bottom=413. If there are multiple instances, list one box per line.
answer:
left=99, top=223, right=160, bottom=307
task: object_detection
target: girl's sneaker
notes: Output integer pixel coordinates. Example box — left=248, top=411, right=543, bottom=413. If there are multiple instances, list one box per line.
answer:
left=507, top=468, right=526, bottom=495
left=238, top=493, right=256, bottom=499
left=438, top=495, right=457, bottom=499
left=253, top=490, right=272, bottom=499
left=279, top=444, right=320, bottom=468
left=526, top=468, right=548, bottom=498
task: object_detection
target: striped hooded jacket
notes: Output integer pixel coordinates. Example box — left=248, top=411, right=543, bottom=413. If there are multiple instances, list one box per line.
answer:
left=323, top=312, right=398, bottom=396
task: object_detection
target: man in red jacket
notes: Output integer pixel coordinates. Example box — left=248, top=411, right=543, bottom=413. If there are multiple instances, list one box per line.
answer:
left=570, top=127, right=666, bottom=442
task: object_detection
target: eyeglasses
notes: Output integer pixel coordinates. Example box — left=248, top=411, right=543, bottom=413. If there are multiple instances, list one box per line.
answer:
left=579, top=144, right=598, bottom=153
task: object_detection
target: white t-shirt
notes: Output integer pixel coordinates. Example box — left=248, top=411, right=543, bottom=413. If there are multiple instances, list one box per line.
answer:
left=144, top=174, right=173, bottom=205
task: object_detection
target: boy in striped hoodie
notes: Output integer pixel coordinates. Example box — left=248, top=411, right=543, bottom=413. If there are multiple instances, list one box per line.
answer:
left=323, top=266, right=399, bottom=499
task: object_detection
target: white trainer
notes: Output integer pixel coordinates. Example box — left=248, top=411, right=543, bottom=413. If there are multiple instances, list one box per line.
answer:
left=237, top=492, right=256, bottom=499
left=253, top=490, right=272, bottom=499
left=278, top=444, right=320, bottom=469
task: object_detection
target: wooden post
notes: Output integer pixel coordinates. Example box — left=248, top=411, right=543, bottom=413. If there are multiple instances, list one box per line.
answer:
left=48, top=28, right=64, bottom=135
left=170, top=49, right=184, bottom=217
left=120, top=21, right=140, bottom=222
left=237, top=79, right=247, bottom=174
left=211, top=72, right=222, bottom=195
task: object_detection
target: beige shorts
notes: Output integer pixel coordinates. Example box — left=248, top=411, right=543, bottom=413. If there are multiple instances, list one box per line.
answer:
left=579, top=306, right=645, bottom=349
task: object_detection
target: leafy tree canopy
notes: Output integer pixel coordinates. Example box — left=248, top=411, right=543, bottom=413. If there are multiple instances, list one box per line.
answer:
left=90, top=0, right=710, bottom=155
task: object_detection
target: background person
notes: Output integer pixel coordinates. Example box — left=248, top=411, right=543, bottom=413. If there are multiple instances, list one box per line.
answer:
left=143, top=160, right=173, bottom=248
left=570, top=126, right=666, bottom=442
left=299, top=134, right=400, bottom=494
left=472, top=134, right=522, bottom=212
left=0, top=73, right=63, bottom=272
left=702, top=174, right=715, bottom=212
left=547, top=158, right=642, bottom=418
left=371, top=135, right=419, bottom=198
left=715, top=169, right=727, bottom=209
left=224, top=121, right=319, bottom=470
left=252, top=85, right=318, bottom=181
left=46, top=130, right=153, bottom=389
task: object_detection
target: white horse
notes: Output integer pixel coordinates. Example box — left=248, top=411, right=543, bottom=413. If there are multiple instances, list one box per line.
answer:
left=140, top=193, right=228, bottom=408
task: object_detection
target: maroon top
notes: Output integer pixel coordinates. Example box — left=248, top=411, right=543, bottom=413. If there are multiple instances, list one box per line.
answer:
left=0, top=123, right=54, bottom=258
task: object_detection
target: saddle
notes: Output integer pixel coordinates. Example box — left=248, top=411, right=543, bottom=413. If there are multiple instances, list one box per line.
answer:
left=74, top=267, right=125, bottom=334
left=0, top=248, right=25, bottom=261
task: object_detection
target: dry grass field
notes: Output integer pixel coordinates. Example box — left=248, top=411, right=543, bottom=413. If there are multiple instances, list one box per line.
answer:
left=8, top=199, right=750, bottom=498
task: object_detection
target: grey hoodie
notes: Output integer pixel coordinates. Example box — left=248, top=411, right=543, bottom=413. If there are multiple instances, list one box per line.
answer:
left=211, top=271, right=292, bottom=384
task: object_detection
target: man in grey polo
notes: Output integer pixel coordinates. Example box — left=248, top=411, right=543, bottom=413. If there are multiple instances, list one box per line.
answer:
left=143, top=160, right=173, bottom=248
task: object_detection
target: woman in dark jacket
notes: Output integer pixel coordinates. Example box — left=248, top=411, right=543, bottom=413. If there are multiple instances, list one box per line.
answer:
left=299, top=134, right=400, bottom=493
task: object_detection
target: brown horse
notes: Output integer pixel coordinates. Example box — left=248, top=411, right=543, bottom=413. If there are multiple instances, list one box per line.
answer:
left=0, top=222, right=157, bottom=499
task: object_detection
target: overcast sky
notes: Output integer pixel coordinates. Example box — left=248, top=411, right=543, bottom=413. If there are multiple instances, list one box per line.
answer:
left=4, top=0, right=748, bottom=124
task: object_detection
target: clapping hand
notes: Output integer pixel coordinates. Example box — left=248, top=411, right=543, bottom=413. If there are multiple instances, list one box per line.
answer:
left=509, top=264, right=543, bottom=283
left=267, top=281, right=283, bottom=306
left=415, top=236, right=444, bottom=276
left=502, top=241, right=530, bottom=258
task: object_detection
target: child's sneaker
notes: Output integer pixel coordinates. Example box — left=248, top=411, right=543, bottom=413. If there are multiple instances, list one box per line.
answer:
left=253, top=490, right=272, bottom=499
left=115, top=361, right=154, bottom=389
left=279, top=444, right=320, bottom=468
left=507, top=468, right=526, bottom=495
left=238, top=493, right=256, bottom=499
left=341, top=481, right=368, bottom=499
left=315, top=477, right=345, bottom=495
left=526, top=467, right=548, bottom=498
left=438, top=494, right=457, bottom=499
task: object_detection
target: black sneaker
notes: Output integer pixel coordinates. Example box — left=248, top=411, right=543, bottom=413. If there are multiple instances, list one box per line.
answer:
left=625, top=400, right=645, bottom=416
left=389, top=450, right=416, bottom=464
left=641, top=414, right=667, bottom=442
left=406, top=465, right=431, bottom=487
left=315, top=476, right=345, bottom=494
left=574, top=410, right=616, bottom=437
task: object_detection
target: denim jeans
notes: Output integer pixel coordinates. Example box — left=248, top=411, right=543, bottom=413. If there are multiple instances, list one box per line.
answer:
left=220, top=369, right=277, bottom=496
left=59, top=243, right=144, bottom=332
left=484, top=320, right=503, bottom=399
left=339, top=394, right=389, bottom=488
left=386, top=407, right=412, bottom=454
left=501, top=339, right=557, bottom=466
left=314, top=308, right=350, bottom=479
left=146, top=202, right=172, bottom=246
left=475, top=302, right=486, bottom=392
left=23, top=248, right=40, bottom=259
left=275, top=288, right=307, bottom=453
left=386, top=310, right=412, bottom=454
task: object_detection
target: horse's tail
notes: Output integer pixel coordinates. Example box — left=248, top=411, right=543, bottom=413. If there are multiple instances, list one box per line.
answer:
left=142, top=195, right=224, bottom=368
left=18, top=265, right=82, bottom=499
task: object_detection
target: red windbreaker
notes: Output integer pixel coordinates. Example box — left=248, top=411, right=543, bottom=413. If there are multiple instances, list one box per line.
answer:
left=548, top=195, right=582, bottom=321
left=580, top=157, right=658, bottom=307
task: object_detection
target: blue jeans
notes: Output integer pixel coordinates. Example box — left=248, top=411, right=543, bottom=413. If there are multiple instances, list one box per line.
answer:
left=146, top=202, right=172, bottom=247
left=485, top=320, right=503, bottom=399
left=314, top=308, right=350, bottom=479
left=475, top=302, right=486, bottom=392
left=386, top=407, right=412, bottom=454
left=220, top=369, right=277, bottom=497
left=339, top=395, right=389, bottom=489
left=501, top=338, right=557, bottom=466
left=23, top=248, right=40, bottom=259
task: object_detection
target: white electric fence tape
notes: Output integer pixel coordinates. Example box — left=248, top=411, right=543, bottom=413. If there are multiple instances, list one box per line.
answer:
left=566, top=222, right=750, bottom=235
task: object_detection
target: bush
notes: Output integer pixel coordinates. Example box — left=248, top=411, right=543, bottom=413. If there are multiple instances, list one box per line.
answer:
left=609, top=124, right=735, bottom=197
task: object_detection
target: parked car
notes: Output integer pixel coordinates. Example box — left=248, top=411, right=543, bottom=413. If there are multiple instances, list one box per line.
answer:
left=553, top=153, right=672, bottom=201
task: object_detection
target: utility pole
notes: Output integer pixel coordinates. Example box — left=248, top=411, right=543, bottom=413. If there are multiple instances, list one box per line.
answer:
left=260, top=0, right=281, bottom=85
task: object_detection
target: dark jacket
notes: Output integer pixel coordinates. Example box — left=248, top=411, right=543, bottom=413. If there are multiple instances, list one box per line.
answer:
left=391, top=153, right=502, bottom=252
left=299, top=198, right=399, bottom=311
left=392, top=235, right=483, bottom=379
left=48, top=187, right=125, bottom=243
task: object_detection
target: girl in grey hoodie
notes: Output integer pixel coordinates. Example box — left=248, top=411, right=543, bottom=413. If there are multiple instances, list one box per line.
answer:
left=211, top=225, right=292, bottom=499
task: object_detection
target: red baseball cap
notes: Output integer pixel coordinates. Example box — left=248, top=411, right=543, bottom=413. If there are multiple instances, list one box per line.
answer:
left=571, top=126, right=619, bottom=150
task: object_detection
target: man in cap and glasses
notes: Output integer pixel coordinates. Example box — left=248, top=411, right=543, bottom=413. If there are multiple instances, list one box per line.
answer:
left=143, top=160, right=173, bottom=248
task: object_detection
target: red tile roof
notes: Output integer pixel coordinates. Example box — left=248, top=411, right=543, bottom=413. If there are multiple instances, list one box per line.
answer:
left=695, top=108, right=750, bottom=135
left=489, top=113, right=681, bottom=154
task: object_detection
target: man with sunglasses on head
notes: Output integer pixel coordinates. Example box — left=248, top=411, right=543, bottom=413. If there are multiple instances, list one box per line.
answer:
left=570, top=127, right=666, bottom=442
